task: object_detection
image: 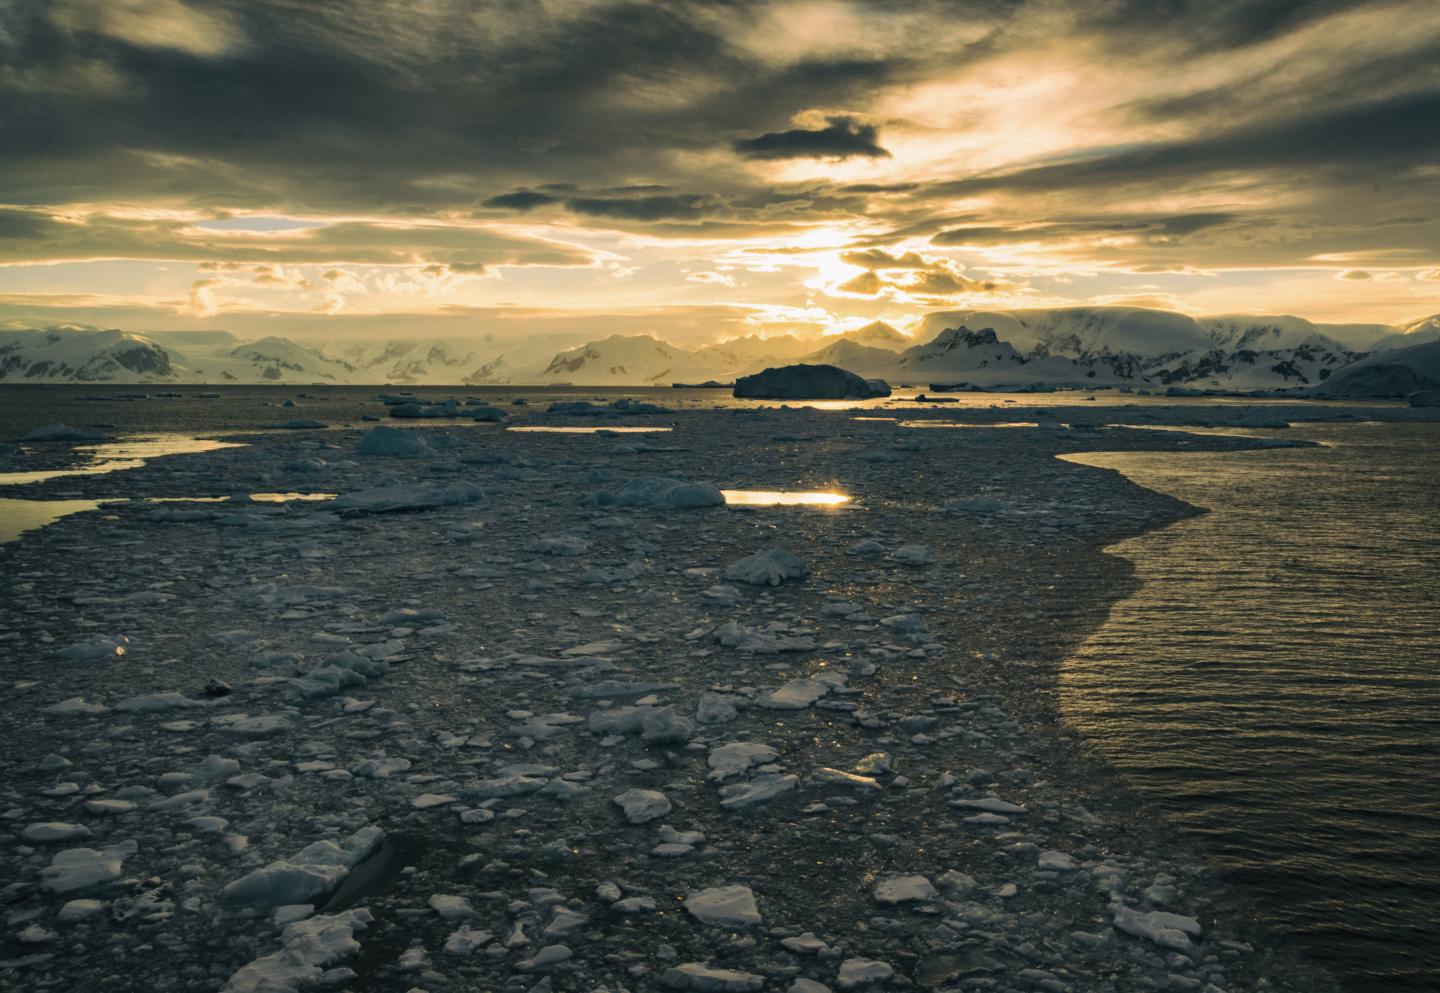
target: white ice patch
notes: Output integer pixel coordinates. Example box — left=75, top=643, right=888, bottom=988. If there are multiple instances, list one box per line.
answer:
left=685, top=885, right=761, bottom=928
left=40, top=840, right=138, bottom=893
left=221, top=908, right=373, bottom=993
left=723, top=548, right=809, bottom=587
left=221, top=826, right=383, bottom=906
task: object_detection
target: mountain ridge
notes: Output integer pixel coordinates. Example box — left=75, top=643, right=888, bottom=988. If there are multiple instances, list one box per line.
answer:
left=2, top=307, right=1437, bottom=394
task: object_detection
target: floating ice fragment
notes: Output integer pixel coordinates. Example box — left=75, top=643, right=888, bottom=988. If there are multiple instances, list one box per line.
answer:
left=23, top=822, right=91, bottom=843
left=1038, top=851, right=1078, bottom=871
left=40, top=840, right=138, bottom=893
left=890, top=544, right=935, bottom=566
left=723, top=548, right=808, bottom=587
left=756, top=674, right=844, bottom=709
left=517, top=944, right=572, bottom=971
left=873, top=875, right=937, bottom=904
left=718, top=773, right=799, bottom=810
left=614, top=789, right=671, bottom=823
left=661, top=963, right=765, bottom=992
left=221, top=909, right=373, bottom=993
left=331, top=481, right=487, bottom=515
left=835, top=958, right=894, bottom=989
left=810, top=768, right=881, bottom=790
left=444, top=925, right=493, bottom=956
left=429, top=894, right=477, bottom=920
left=1110, top=903, right=1201, bottom=950
left=685, top=885, right=761, bottom=928
left=221, top=826, right=383, bottom=906
left=951, top=797, right=1027, bottom=815
left=707, top=742, right=779, bottom=780
left=357, top=426, right=432, bottom=457
left=43, top=696, right=110, bottom=716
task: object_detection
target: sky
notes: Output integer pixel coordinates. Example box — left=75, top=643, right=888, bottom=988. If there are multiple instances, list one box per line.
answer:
left=2, top=0, right=1439, bottom=346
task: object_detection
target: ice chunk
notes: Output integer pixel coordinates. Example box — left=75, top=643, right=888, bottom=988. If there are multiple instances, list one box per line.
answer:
left=836, top=959, right=894, bottom=990
left=221, top=909, right=373, bottom=993
left=221, top=826, right=383, bottom=906
left=23, top=822, right=92, bottom=843
left=685, top=885, right=761, bottom=928
left=357, top=426, right=432, bottom=457
left=890, top=544, right=934, bottom=566
left=57, top=899, right=105, bottom=922
left=614, top=789, right=671, bottom=824
left=589, top=475, right=725, bottom=509
left=756, top=676, right=841, bottom=710
left=429, top=894, right=477, bottom=920
left=1038, top=850, right=1078, bottom=871
left=718, top=773, right=799, bottom=810
left=332, top=481, right=487, bottom=515
left=42, top=696, right=111, bottom=716
left=517, top=944, right=572, bottom=971
left=40, top=840, right=138, bottom=893
left=444, top=925, right=493, bottom=955
left=811, top=768, right=881, bottom=790
left=1110, top=903, right=1201, bottom=950
left=662, top=963, right=765, bottom=992
left=707, top=742, right=778, bottom=780
left=723, top=548, right=808, bottom=587
left=873, top=875, right=937, bottom=904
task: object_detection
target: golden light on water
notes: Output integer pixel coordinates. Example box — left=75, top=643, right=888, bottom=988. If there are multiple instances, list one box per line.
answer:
left=721, top=489, right=850, bottom=507
left=506, top=426, right=673, bottom=434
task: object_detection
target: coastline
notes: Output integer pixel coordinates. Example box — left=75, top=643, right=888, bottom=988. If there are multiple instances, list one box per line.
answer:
left=0, top=407, right=1343, bottom=992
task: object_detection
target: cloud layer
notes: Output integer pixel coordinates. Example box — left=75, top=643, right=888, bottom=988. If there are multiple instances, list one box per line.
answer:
left=2, top=0, right=1438, bottom=333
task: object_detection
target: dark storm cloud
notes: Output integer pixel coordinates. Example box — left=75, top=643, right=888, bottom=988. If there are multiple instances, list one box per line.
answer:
left=0, top=0, right=912, bottom=218
left=1, top=0, right=1438, bottom=274
left=929, top=90, right=1440, bottom=199
left=1081, top=0, right=1388, bottom=56
left=566, top=194, right=720, bottom=221
left=931, top=213, right=1241, bottom=245
left=733, top=116, right=890, bottom=160
left=483, top=191, right=561, bottom=211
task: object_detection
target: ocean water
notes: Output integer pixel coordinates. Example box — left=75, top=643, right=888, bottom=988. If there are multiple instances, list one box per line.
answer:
left=1061, top=422, right=1440, bottom=992
left=0, top=383, right=1404, bottom=440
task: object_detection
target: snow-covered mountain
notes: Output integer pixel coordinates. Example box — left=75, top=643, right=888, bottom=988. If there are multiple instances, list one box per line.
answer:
left=836, top=320, right=911, bottom=349
left=914, top=307, right=1211, bottom=359
left=2, top=308, right=1438, bottom=393
left=0, top=328, right=175, bottom=381
left=1370, top=315, right=1440, bottom=352
left=1311, top=340, right=1440, bottom=397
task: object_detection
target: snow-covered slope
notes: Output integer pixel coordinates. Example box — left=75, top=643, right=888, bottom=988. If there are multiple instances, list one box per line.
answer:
left=1370, top=314, right=1440, bottom=352
left=2, top=306, right=1435, bottom=393
left=834, top=320, right=910, bottom=350
left=534, top=334, right=694, bottom=385
left=219, top=337, right=358, bottom=382
left=914, top=307, right=1211, bottom=358
left=0, top=328, right=176, bottom=381
left=325, top=338, right=489, bottom=385
left=1310, top=340, right=1440, bottom=397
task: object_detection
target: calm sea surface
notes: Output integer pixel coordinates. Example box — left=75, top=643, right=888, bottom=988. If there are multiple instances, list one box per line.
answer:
left=1062, top=422, right=1440, bottom=993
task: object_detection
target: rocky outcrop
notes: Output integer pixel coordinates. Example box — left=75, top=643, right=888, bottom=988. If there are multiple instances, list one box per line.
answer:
left=733, top=364, right=890, bottom=399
